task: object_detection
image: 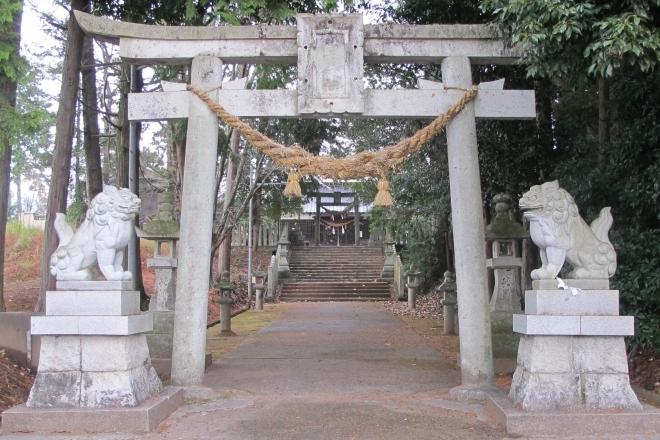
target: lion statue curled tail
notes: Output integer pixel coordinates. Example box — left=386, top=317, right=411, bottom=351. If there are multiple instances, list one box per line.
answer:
left=519, top=180, right=616, bottom=280
left=49, top=186, right=141, bottom=281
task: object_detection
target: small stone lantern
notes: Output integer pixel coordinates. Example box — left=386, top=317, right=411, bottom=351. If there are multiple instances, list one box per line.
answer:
left=405, top=266, right=421, bottom=312
left=252, top=269, right=267, bottom=311
left=217, top=276, right=235, bottom=336
left=437, top=271, right=457, bottom=335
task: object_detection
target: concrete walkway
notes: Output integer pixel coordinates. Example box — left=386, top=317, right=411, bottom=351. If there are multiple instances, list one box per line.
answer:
left=2, top=302, right=503, bottom=439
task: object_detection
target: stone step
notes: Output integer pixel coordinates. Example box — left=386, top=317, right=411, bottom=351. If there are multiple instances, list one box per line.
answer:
left=281, top=289, right=390, bottom=295
left=288, top=279, right=385, bottom=283
left=289, top=270, right=380, bottom=279
left=279, top=296, right=389, bottom=302
left=282, top=287, right=389, bottom=294
left=285, top=279, right=386, bottom=283
left=283, top=247, right=391, bottom=302
left=282, top=288, right=390, bottom=294
left=289, top=263, right=384, bottom=267
left=283, top=281, right=389, bottom=289
left=290, top=259, right=383, bottom=262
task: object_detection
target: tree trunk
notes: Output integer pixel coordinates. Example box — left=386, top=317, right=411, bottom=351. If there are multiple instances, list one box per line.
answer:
left=72, top=99, right=86, bottom=220
left=535, top=78, right=555, bottom=154
left=597, top=76, right=610, bottom=162
left=37, top=0, right=88, bottom=310
left=0, top=1, right=23, bottom=313
left=116, top=63, right=130, bottom=187
left=217, top=129, right=241, bottom=276
left=251, top=188, right=261, bottom=252
left=215, top=66, right=247, bottom=276
left=82, top=34, right=103, bottom=200
left=15, top=173, right=21, bottom=217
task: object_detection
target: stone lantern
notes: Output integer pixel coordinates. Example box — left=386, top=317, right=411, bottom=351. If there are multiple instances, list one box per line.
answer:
left=277, top=224, right=291, bottom=278
left=405, top=266, right=421, bottom=312
left=485, top=193, right=527, bottom=373
left=437, top=270, right=458, bottom=335
left=252, top=269, right=267, bottom=311
left=380, top=217, right=396, bottom=281
left=135, top=190, right=180, bottom=377
left=217, top=276, right=235, bottom=336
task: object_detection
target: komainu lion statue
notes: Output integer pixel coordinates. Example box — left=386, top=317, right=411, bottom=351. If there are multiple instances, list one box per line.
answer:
left=519, top=180, right=616, bottom=280
left=49, top=186, right=141, bottom=281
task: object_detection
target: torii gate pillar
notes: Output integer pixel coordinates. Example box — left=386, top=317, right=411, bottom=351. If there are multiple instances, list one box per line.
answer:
left=442, top=57, right=494, bottom=393
left=170, top=56, right=223, bottom=386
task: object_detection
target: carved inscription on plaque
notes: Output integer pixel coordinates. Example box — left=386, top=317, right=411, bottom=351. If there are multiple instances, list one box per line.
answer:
left=297, top=14, right=364, bottom=114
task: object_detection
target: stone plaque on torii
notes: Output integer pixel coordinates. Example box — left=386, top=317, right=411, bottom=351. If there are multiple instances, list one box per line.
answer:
left=76, top=12, right=536, bottom=394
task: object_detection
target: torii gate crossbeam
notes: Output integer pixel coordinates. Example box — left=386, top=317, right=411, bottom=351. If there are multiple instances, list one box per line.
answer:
left=77, top=12, right=535, bottom=398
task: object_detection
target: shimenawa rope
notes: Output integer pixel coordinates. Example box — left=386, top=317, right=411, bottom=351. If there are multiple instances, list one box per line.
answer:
left=187, top=84, right=478, bottom=206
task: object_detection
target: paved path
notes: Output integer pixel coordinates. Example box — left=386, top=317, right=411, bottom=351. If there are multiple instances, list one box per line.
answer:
left=2, top=302, right=504, bottom=440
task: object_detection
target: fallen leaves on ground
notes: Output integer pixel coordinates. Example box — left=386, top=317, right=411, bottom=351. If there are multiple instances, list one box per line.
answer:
left=0, top=350, right=34, bottom=418
left=383, top=290, right=442, bottom=320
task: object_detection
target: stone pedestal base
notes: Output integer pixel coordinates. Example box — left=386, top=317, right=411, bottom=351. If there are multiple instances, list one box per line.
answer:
left=511, top=286, right=640, bottom=412
left=3, top=387, right=183, bottom=434
left=510, top=335, right=640, bottom=411
left=147, top=311, right=174, bottom=379
left=491, top=311, right=519, bottom=374
left=486, top=389, right=660, bottom=439
left=27, top=334, right=161, bottom=408
left=27, top=283, right=163, bottom=411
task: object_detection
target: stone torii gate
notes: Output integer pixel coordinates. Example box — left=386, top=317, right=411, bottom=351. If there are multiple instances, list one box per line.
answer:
left=76, top=12, right=535, bottom=394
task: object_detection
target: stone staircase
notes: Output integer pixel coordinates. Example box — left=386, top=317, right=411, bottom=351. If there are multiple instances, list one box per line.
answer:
left=280, top=246, right=391, bottom=302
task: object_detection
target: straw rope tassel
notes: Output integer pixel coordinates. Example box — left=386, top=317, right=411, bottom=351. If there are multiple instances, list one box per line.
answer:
left=283, top=171, right=302, bottom=198
left=374, top=177, right=394, bottom=207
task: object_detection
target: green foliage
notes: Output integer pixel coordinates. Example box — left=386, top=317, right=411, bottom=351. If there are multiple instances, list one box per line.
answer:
left=480, top=0, right=660, bottom=79
left=613, top=229, right=660, bottom=350
left=0, top=0, right=25, bottom=81
left=0, top=0, right=27, bottom=150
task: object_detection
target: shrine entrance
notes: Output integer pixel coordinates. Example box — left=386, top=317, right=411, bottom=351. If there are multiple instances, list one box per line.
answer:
left=284, top=187, right=368, bottom=246
left=76, top=11, right=535, bottom=396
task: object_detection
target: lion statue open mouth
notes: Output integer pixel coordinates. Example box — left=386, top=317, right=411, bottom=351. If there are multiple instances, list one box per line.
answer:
left=519, top=180, right=616, bottom=280
left=49, top=186, right=141, bottom=281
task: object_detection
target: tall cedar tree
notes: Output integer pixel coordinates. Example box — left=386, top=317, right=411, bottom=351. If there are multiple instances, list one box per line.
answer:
left=37, top=0, right=89, bottom=310
left=0, top=0, right=23, bottom=312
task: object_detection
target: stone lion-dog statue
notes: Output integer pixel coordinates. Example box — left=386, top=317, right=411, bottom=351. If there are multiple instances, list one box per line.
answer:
left=519, top=180, right=616, bottom=280
left=49, top=186, right=141, bottom=281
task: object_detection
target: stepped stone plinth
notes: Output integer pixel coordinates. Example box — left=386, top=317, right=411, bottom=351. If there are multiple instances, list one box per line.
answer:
left=2, top=281, right=182, bottom=434
left=28, top=281, right=161, bottom=408
left=510, top=280, right=640, bottom=411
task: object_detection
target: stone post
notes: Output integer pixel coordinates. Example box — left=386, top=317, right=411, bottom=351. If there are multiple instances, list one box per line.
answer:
left=315, top=191, right=321, bottom=246
left=218, top=279, right=235, bottom=337
left=354, top=195, right=360, bottom=245
left=441, top=56, right=494, bottom=395
left=277, top=224, right=290, bottom=278
left=253, top=270, right=267, bottom=311
left=171, top=56, right=223, bottom=386
left=437, top=271, right=458, bottom=335
left=380, top=241, right=395, bottom=281
left=406, top=269, right=420, bottom=312
left=255, top=285, right=264, bottom=311
left=267, top=254, right=278, bottom=299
